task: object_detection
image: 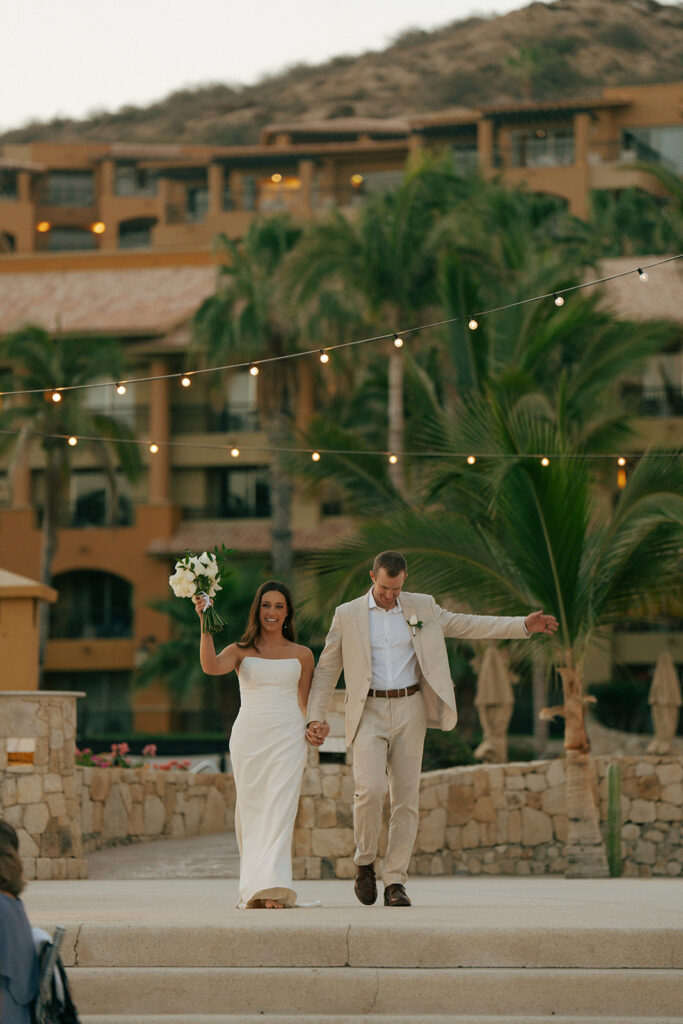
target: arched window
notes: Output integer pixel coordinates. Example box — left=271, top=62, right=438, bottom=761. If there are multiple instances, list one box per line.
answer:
left=50, top=570, right=133, bottom=639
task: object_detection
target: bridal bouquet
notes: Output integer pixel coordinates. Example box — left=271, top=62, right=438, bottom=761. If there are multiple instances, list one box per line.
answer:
left=169, top=546, right=232, bottom=634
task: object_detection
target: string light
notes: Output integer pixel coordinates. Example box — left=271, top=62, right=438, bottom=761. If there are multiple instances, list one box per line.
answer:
left=319, top=350, right=329, bottom=364
left=230, top=447, right=240, bottom=458
left=393, top=334, right=404, bottom=348
left=50, top=390, right=62, bottom=403
left=67, top=436, right=78, bottom=447
left=180, top=374, right=192, bottom=388
left=149, top=443, right=159, bottom=454
left=541, top=457, right=550, bottom=467
left=617, top=457, right=627, bottom=467
left=311, top=451, right=321, bottom=462
left=0, top=256, right=678, bottom=403
left=116, top=383, right=127, bottom=396
left=271, top=173, right=282, bottom=183
left=36, top=221, right=50, bottom=233
left=350, top=174, right=364, bottom=186
left=90, top=222, right=106, bottom=235
left=467, top=455, right=476, bottom=465
left=388, top=453, right=398, bottom=464
left=553, top=294, right=565, bottom=307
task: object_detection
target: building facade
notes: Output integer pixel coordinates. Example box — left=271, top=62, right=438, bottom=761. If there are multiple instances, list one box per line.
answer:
left=0, top=81, right=680, bottom=739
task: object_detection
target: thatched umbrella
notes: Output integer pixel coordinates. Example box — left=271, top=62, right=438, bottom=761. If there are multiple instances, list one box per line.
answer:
left=473, top=645, right=518, bottom=763
left=647, top=650, right=681, bottom=754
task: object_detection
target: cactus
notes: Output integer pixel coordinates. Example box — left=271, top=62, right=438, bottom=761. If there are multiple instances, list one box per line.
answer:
left=606, top=762, right=622, bottom=877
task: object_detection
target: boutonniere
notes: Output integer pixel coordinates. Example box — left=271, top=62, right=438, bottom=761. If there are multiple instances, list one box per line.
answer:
left=407, top=614, right=424, bottom=636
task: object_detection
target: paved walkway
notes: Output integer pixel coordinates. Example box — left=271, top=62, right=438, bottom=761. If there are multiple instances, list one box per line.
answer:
left=86, top=831, right=240, bottom=879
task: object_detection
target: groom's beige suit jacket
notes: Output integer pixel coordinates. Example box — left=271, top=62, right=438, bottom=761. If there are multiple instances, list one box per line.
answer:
left=307, top=591, right=529, bottom=747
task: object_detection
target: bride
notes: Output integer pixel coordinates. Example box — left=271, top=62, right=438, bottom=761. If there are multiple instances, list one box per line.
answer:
left=195, top=580, right=317, bottom=909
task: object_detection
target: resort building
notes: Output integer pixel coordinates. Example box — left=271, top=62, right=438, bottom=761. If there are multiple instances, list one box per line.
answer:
left=0, top=80, right=680, bottom=739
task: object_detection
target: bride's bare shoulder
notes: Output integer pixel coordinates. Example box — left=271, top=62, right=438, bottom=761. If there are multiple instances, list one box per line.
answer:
left=292, top=643, right=314, bottom=664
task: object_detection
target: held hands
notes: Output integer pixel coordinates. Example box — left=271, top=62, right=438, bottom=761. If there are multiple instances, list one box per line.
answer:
left=306, top=720, right=330, bottom=747
left=525, top=609, right=559, bottom=636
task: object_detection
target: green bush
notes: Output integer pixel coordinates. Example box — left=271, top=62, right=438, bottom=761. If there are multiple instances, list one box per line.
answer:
left=422, top=728, right=476, bottom=771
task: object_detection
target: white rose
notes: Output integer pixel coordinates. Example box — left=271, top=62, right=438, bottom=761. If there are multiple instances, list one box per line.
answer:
left=409, top=614, right=418, bottom=626
left=169, top=567, right=196, bottom=598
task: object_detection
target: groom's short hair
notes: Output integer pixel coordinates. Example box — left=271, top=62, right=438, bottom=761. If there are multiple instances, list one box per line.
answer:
left=373, top=550, right=407, bottom=576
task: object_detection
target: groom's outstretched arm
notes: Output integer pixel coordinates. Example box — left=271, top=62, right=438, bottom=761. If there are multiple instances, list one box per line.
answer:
left=306, top=608, right=343, bottom=730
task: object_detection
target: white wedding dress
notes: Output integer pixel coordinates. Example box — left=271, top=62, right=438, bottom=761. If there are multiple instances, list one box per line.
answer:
left=230, top=656, right=307, bottom=908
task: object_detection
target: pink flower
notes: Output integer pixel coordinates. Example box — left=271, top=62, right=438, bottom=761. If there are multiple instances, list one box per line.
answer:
left=142, top=744, right=157, bottom=757
left=118, top=742, right=130, bottom=755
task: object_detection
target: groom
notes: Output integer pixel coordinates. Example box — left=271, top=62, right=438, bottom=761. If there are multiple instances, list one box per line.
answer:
left=306, top=550, right=558, bottom=907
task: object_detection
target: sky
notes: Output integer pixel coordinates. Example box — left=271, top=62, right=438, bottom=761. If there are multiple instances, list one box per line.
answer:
left=3, top=0, right=532, bottom=131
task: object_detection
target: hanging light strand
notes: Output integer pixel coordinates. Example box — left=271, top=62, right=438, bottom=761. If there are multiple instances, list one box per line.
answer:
left=0, top=255, right=679, bottom=400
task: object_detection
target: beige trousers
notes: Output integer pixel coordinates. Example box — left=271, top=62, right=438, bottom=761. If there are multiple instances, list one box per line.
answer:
left=352, top=691, right=427, bottom=887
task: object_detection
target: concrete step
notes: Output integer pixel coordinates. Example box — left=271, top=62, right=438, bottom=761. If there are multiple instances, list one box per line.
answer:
left=69, top=967, right=683, bottom=1018
left=64, top=921, right=682, bottom=969
left=81, top=1017, right=683, bottom=1024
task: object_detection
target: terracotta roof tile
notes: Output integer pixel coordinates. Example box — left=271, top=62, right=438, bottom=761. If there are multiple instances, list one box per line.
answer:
left=148, top=518, right=356, bottom=557
left=0, top=265, right=217, bottom=335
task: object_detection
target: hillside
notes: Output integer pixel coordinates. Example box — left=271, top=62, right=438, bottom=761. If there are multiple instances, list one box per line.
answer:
left=3, top=0, right=682, bottom=145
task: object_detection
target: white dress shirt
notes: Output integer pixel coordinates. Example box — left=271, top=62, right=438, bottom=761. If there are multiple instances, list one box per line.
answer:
left=368, top=589, right=420, bottom=691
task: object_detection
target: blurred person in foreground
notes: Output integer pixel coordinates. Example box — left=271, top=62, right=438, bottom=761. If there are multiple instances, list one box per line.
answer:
left=0, top=823, right=38, bottom=1024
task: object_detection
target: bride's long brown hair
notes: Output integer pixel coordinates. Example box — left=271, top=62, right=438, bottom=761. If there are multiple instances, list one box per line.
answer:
left=236, top=580, right=296, bottom=650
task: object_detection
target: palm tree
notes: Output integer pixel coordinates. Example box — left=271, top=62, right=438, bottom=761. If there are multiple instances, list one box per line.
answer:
left=289, top=155, right=472, bottom=492
left=0, top=325, right=141, bottom=670
left=193, top=215, right=306, bottom=578
left=306, top=396, right=683, bottom=876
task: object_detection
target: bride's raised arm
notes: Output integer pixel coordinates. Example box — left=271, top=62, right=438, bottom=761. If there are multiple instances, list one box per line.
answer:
left=194, top=595, right=241, bottom=675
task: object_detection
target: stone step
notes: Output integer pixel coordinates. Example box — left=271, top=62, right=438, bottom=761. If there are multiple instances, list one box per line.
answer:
left=81, top=1017, right=683, bottom=1024
left=69, top=967, right=683, bottom=1018
left=62, top=921, right=682, bottom=969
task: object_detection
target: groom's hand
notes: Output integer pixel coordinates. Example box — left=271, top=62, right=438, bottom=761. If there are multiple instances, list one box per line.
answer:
left=306, top=720, right=330, bottom=746
left=525, top=609, right=559, bottom=635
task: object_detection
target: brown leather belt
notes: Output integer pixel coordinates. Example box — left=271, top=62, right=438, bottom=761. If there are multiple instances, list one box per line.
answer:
left=366, top=683, right=420, bottom=698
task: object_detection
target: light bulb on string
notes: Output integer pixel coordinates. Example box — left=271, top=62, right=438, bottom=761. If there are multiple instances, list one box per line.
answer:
left=553, top=293, right=564, bottom=307
left=637, top=268, right=649, bottom=282
left=51, top=390, right=62, bottom=404
left=116, top=383, right=127, bottom=396
left=393, top=334, right=404, bottom=348
left=617, top=457, right=627, bottom=467
left=468, top=318, right=478, bottom=331
left=311, top=451, right=321, bottom=462
left=249, top=363, right=259, bottom=377
left=388, top=453, right=398, bottom=465
left=467, top=455, right=476, bottom=465
left=149, top=443, right=159, bottom=454
left=541, top=457, right=550, bottom=467
left=230, top=447, right=240, bottom=458
left=180, top=374, right=192, bottom=388
left=319, top=350, right=329, bottom=364
left=67, top=436, right=78, bottom=447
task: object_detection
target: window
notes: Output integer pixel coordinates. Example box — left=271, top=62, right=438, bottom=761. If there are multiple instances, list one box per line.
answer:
left=44, top=670, right=133, bottom=737
left=118, top=217, right=156, bottom=249
left=44, top=170, right=95, bottom=206
left=46, top=227, right=97, bottom=251
left=0, top=231, right=15, bottom=253
left=114, top=163, right=158, bottom=197
left=510, top=128, right=574, bottom=168
left=452, top=145, right=478, bottom=175
left=69, top=470, right=133, bottom=527
left=186, top=186, right=208, bottom=221
left=0, top=169, right=18, bottom=200
left=50, top=570, right=133, bottom=639
left=621, top=126, right=683, bottom=174
left=208, top=466, right=270, bottom=518
left=83, top=376, right=137, bottom=426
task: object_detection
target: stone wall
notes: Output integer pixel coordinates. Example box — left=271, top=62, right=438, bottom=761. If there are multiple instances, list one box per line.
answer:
left=79, top=766, right=237, bottom=853
left=0, top=692, right=87, bottom=880
left=292, top=755, right=682, bottom=880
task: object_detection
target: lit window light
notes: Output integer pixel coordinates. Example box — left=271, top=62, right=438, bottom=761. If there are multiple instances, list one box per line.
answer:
left=90, top=221, right=106, bottom=235
left=36, top=221, right=51, bottom=233
left=350, top=173, right=364, bottom=186
left=271, top=173, right=282, bottom=183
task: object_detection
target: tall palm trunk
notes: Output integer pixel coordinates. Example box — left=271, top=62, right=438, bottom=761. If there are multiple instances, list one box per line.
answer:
left=532, top=656, right=549, bottom=750
left=558, top=653, right=609, bottom=878
left=38, top=446, right=62, bottom=681
left=269, top=413, right=293, bottom=579
left=388, top=348, right=405, bottom=493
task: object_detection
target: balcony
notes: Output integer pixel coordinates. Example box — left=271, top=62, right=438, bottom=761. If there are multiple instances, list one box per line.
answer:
left=621, top=384, right=683, bottom=417
left=170, top=403, right=260, bottom=433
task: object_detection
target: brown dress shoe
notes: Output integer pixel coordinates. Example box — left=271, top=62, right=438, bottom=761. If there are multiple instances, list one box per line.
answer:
left=354, top=862, right=377, bottom=905
left=384, top=883, right=411, bottom=906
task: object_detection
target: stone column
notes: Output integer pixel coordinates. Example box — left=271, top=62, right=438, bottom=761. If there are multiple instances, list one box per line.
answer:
left=572, top=111, right=591, bottom=220
left=0, top=691, right=87, bottom=879
left=208, top=163, right=225, bottom=215
left=0, top=569, right=57, bottom=690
